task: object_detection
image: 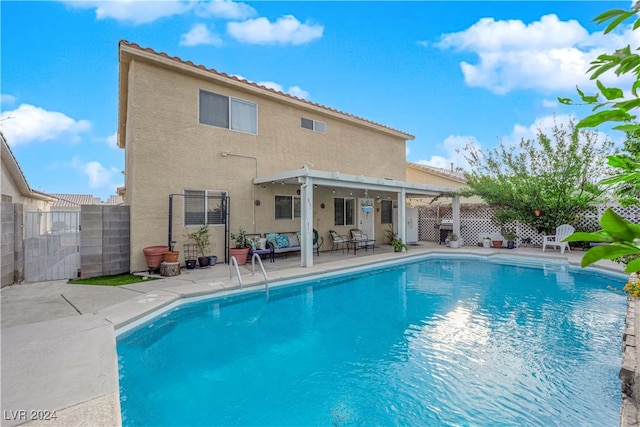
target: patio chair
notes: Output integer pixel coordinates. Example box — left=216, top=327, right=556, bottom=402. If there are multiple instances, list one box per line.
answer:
left=542, top=224, right=575, bottom=254
left=329, top=230, right=349, bottom=253
left=349, top=228, right=369, bottom=240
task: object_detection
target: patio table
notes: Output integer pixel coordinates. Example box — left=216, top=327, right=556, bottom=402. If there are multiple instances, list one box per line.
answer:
left=347, top=238, right=375, bottom=254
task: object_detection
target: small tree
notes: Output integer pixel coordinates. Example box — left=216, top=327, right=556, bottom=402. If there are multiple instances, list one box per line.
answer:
left=187, top=225, right=211, bottom=258
left=460, top=119, right=613, bottom=233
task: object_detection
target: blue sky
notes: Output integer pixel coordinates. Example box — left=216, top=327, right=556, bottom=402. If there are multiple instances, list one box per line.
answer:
left=1, top=1, right=636, bottom=201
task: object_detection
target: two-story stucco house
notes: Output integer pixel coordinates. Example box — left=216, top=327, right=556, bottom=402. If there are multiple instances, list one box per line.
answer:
left=118, top=41, right=456, bottom=272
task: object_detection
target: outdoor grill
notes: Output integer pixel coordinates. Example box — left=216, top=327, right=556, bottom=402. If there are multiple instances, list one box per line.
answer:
left=437, top=219, right=453, bottom=244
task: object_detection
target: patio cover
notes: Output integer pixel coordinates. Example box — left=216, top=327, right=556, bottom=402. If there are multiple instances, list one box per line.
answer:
left=254, top=167, right=461, bottom=267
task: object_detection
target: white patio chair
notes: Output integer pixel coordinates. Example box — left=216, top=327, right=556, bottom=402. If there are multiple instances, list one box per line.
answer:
left=542, top=224, right=575, bottom=254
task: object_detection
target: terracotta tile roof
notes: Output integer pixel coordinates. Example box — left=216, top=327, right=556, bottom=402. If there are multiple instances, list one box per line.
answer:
left=51, top=194, right=103, bottom=208
left=106, top=195, right=123, bottom=205
left=119, top=40, right=414, bottom=140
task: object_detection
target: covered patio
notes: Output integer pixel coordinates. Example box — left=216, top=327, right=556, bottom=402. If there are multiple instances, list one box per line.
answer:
left=254, top=166, right=462, bottom=267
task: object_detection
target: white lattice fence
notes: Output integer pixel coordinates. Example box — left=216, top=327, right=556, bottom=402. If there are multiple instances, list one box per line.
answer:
left=418, top=204, right=640, bottom=246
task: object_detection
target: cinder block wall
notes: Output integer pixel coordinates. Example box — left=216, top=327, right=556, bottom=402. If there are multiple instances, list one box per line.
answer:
left=80, top=205, right=130, bottom=279
left=1, top=202, right=23, bottom=287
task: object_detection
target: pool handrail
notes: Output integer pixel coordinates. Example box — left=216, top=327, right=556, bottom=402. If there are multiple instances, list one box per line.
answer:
left=229, top=256, right=243, bottom=287
left=251, top=253, right=269, bottom=291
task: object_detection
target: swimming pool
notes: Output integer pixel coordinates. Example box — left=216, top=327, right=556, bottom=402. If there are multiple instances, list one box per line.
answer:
left=117, top=255, right=626, bottom=426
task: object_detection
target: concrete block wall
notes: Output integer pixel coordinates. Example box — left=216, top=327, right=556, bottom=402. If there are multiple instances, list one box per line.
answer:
left=80, top=205, right=130, bottom=279
left=1, top=202, right=23, bottom=287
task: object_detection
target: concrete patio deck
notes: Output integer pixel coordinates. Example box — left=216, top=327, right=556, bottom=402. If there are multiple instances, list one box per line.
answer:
left=0, top=242, right=626, bottom=426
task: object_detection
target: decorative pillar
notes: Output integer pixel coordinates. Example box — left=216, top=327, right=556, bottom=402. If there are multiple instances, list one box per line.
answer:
left=452, top=195, right=461, bottom=240
left=300, top=177, right=314, bottom=267
left=398, top=188, right=407, bottom=243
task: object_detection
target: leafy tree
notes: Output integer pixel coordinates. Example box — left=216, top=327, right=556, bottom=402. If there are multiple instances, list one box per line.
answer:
left=460, top=119, right=613, bottom=233
left=558, top=7, right=640, bottom=272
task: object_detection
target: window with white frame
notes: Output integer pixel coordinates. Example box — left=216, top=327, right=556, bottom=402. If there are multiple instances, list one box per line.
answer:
left=199, top=89, right=257, bottom=134
left=381, top=200, right=393, bottom=224
left=275, top=195, right=301, bottom=220
left=334, top=197, right=355, bottom=226
left=184, top=190, right=225, bottom=226
left=301, top=117, right=326, bottom=133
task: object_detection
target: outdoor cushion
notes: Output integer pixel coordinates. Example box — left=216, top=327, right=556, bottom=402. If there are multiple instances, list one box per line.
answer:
left=258, top=238, right=267, bottom=250
left=276, top=234, right=290, bottom=248
left=266, top=233, right=280, bottom=249
left=247, top=238, right=257, bottom=250
left=288, top=233, right=300, bottom=247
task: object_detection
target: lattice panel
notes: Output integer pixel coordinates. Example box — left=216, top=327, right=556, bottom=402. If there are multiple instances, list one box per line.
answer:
left=417, top=204, right=640, bottom=246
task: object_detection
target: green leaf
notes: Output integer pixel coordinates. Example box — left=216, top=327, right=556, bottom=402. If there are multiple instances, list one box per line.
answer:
left=563, top=231, right=612, bottom=243
left=633, top=17, right=640, bottom=30
left=593, top=9, right=629, bottom=25
left=600, top=208, right=637, bottom=241
left=557, top=97, right=573, bottom=105
left=580, top=94, right=599, bottom=104
left=591, top=62, right=618, bottom=80
left=612, top=124, right=640, bottom=132
left=605, top=11, right=637, bottom=34
left=626, top=257, right=640, bottom=273
left=613, top=98, right=640, bottom=111
left=597, top=80, right=624, bottom=100
left=581, top=244, right=639, bottom=267
left=576, top=109, right=634, bottom=128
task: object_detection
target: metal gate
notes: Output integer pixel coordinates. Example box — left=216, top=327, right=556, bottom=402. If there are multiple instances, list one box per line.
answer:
left=24, top=211, right=80, bottom=282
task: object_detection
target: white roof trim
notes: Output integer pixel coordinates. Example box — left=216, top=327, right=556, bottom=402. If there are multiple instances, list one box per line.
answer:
left=254, top=167, right=452, bottom=197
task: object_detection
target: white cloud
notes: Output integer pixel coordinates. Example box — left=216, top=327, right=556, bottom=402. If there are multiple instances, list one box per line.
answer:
left=287, top=86, right=309, bottom=100
left=227, top=15, right=323, bottom=45
left=1, top=94, right=16, bottom=105
left=542, top=99, right=557, bottom=108
left=235, top=75, right=311, bottom=99
left=415, top=135, right=477, bottom=172
left=435, top=14, right=637, bottom=94
left=180, top=24, right=223, bottom=47
left=195, top=0, right=256, bottom=20
left=105, top=131, right=118, bottom=149
left=0, top=104, right=90, bottom=146
left=71, top=157, right=122, bottom=191
left=66, top=0, right=192, bottom=25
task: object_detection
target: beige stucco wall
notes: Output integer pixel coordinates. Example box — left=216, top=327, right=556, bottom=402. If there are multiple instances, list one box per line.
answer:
left=405, top=166, right=484, bottom=206
left=1, top=158, right=52, bottom=213
left=123, top=57, right=409, bottom=271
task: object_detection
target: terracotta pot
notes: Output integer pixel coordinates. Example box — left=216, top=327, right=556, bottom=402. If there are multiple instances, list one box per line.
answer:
left=164, top=251, right=179, bottom=263
left=492, top=240, right=503, bottom=248
left=230, top=247, right=250, bottom=265
left=534, top=209, right=542, bottom=217
left=143, top=245, right=169, bottom=269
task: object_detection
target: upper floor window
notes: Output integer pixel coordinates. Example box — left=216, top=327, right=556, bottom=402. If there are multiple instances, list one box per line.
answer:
left=275, top=195, right=300, bottom=220
left=334, top=197, right=355, bottom=226
left=199, top=89, right=257, bottom=134
left=301, top=117, right=326, bottom=133
left=184, top=189, right=225, bottom=226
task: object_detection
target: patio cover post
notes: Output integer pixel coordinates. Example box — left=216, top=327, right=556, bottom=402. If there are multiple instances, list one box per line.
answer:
left=452, top=195, right=461, bottom=238
left=398, top=188, right=407, bottom=244
left=300, top=176, right=314, bottom=267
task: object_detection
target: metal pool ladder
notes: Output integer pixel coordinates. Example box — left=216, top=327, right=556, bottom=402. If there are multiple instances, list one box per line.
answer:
left=229, top=256, right=243, bottom=288
left=251, top=253, right=269, bottom=291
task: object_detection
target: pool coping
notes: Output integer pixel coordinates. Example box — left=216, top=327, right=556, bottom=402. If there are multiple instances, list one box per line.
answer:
left=1, top=248, right=631, bottom=427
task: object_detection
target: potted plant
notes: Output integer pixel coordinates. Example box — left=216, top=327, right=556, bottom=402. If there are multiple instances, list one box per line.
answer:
left=482, top=236, right=491, bottom=248
left=449, top=233, right=459, bottom=249
left=187, top=225, right=211, bottom=267
left=391, top=238, right=408, bottom=253
left=230, top=227, right=250, bottom=265
left=501, top=228, right=517, bottom=249
left=361, top=199, right=374, bottom=213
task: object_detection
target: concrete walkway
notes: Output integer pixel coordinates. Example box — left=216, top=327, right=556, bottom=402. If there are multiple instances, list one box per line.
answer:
left=0, top=243, right=626, bottom=426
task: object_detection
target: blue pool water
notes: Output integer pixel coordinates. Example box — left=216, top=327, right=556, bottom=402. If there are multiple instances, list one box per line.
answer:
left=117, top=256, right=626, bottom=426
